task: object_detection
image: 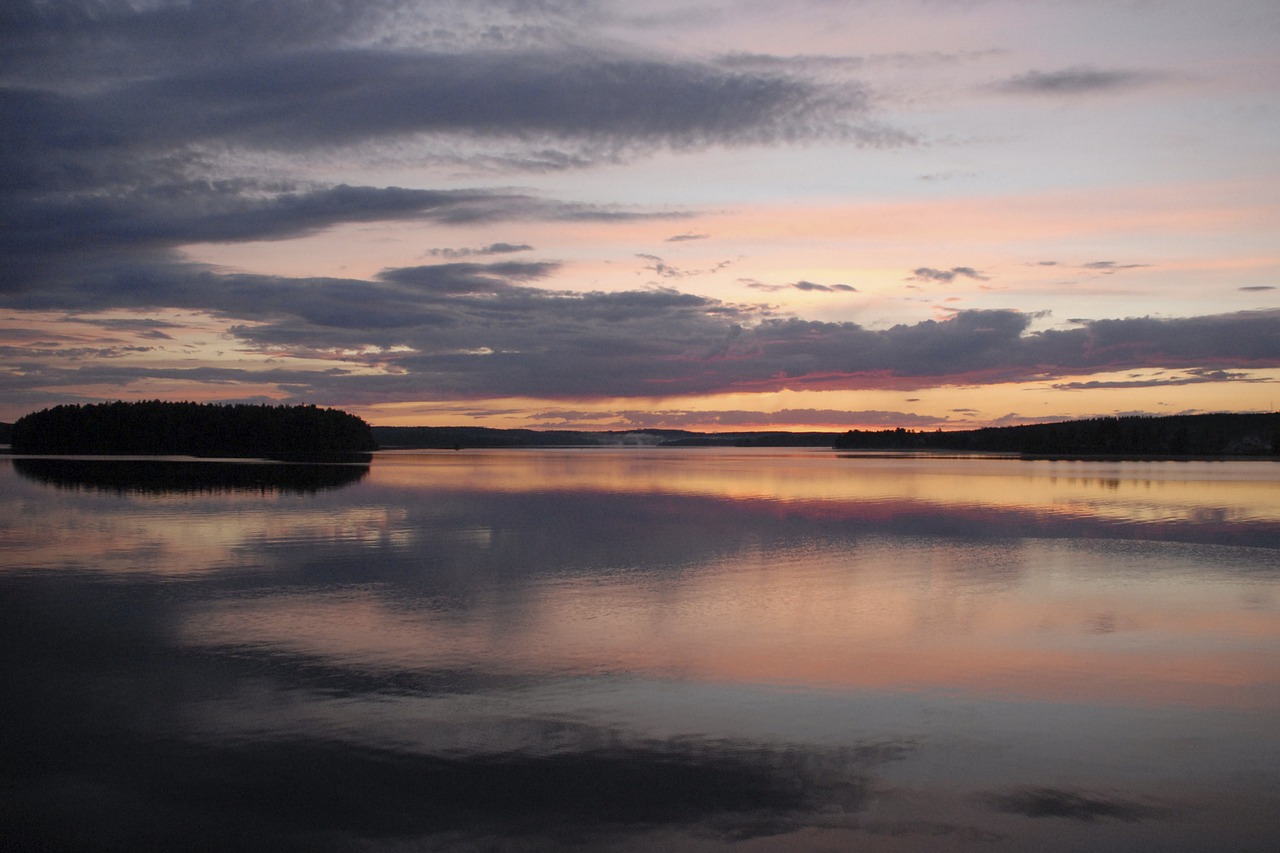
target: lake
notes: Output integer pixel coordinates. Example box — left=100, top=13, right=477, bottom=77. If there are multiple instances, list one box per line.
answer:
left=2, top=448, right=1278, bottom=851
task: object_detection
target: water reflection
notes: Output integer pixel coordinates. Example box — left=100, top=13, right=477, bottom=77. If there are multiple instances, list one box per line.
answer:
left=12, top=456, right=369, bottom=494
left=1, top=451, right=1278, bottom=851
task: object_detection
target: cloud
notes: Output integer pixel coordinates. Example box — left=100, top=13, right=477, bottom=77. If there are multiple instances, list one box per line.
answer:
left=1082, top=261, right=1150, bottom=274
left=0, top=179, right=679, bottom=300
left=1051, top=368, right=1271, bottom=391
left=7, top=245, right=1279, bottom=405
left=1239, top=285, right=1275, bottom=292
left=983, top=787, right=1162, bottom=822
left=531, top=408, right=948, bottom=429
left=3, top=9, right=897, bottom=171
left=121, top=50, right=863, bottom=152
left=0, top=0, right=906, bottom=306
left=910, top=267, right=989, bottom=283
left=1, top=2, right=1275, bottom=419
left=62, top=317, right=181, bottom=337
left=427, top=243, right=534, bottom=259
left=747, top=280, right=857, bottom=293
left=993, top=67, right=1165, bottom=96
left=792, top=280, right=858, bottom=293
left=918, top=170, right=977, bottom=182
left=637, top=254, right=732, bottom=280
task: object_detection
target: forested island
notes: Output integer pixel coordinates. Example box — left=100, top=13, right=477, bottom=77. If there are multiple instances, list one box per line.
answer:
left=8, top=401, right=377, bottom=460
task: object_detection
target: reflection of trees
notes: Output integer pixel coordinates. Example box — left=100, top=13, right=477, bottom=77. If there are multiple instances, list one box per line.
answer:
left=12, top=457, right=369, bottom=495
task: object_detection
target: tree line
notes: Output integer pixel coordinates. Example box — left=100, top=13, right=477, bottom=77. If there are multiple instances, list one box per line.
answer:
left=10, top=401, right=377, bottom=459
left=833, top=413, right=1280, bottom=457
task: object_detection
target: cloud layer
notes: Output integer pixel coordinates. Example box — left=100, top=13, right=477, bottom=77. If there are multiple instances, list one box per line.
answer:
left=7, top=249, right=1278, bottom=405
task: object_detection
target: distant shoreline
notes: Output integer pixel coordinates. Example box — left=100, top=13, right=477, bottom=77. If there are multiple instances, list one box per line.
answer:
left=3, top=410, right=1277, bottom=460
left=369, top=413, right=1280, bottom=458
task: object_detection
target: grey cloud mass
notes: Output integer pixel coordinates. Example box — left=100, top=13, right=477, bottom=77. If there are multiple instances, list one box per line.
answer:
left=12, top=252, right=1275, bottom=403
left=1, top=0, right=898, bottom=302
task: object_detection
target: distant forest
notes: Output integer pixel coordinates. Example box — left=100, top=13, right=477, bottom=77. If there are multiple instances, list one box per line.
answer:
left=9, top=401, right=376, bottom=459
left=370, top=425, right=838, bottom=449
left=6, top=408, right=1277, bottom=459
left=834, top=413, right=1280, bottom=457
left=372, top=413, right=1278, bottom=456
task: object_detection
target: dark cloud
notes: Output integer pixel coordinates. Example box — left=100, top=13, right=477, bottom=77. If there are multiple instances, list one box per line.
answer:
left=376, top=261, right=558, bottom=294
left=748, top=280, right=857, bottom=293
left=1051, top=368, right=1270, bottom=391
left=105, top=49, right=862, bottom=153
left=993, top=66, right=1164, bottom=96
left=0, top=180, right=675, bottom=300
left=910, top=267, right=989, bottom=283
left=1239, top=285, right=1275, bottom=292
left=8, top=248, right=1279, bottom=404
left=793, top=280, right=858, bottom=293
left=666, top=233, right=709, bottom=242
left=983, top=787, right=1162, bottom=822
left=0, top=0, right=902, bottom=308
left=62, top=317, right=181, bottom=336
left=427, top=242, right=534, bottom=259
left=2, top=9, right=891, bottom=171
left=4, top=182, right=534, bottom=258
left=1083, top=261, right=1150, bottom=274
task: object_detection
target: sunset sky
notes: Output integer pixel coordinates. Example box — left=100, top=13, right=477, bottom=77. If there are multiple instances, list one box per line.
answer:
left=3, top=0, right=1278, bottom=430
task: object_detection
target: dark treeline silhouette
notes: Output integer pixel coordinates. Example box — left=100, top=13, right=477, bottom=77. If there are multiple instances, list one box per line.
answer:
left=834, top=413, right=1280, bottom=457
left=372, top=426, right=841, bottom=448
left=10, top=401, right=377, bottom=459
left=374, top=426, right=696, bottom=448
left=13, top=457, right=369, bottom=495
left=0, top=421, right=12, bottom=445
left=377, top=415, right=1279, bottom=456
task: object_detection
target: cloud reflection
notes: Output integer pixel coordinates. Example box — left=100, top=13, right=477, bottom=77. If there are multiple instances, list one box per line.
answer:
left=983, top=786, right=1164, bottom=822
left=0, top=571, right=910, bottom=849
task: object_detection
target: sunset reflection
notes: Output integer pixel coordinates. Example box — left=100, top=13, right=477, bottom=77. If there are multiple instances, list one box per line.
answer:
left=181, top=535, right=1279, bottom=712
left=3, top=451, right=1278, bottom=852
left=371, top=449, right=1280, bottom=525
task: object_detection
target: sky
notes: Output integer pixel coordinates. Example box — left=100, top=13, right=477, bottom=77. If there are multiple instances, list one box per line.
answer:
left=2, top=0, right=1278, bottom=431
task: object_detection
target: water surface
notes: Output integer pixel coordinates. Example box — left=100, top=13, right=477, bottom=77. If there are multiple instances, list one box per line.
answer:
left=2, top=449, right=1278, bottom=851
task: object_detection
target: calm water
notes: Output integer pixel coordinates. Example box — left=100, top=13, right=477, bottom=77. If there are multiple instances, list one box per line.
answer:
left=2, top=449, right=1278, bottom=851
